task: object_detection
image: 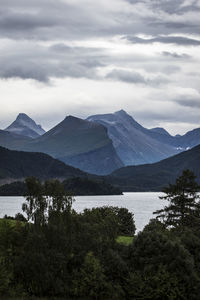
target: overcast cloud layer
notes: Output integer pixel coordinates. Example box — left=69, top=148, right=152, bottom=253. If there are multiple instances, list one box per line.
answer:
left=1, top=0, right=200, bottom=134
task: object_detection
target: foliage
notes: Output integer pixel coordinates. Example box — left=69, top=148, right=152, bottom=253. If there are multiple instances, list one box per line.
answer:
left=22, top=177, right=74, bottom=227
left=116, top=235, right=134, bottom=246
left=154, top=169, right=200, bottom=228
left=127, top=229, right=200, bottom=299
left=0, top=177, right=122, bottom=196
left=1, top=174, right=200, bottom=299
left=71, top=252, right=110, bottom=299
left=62, top=177, right=122, bottom=195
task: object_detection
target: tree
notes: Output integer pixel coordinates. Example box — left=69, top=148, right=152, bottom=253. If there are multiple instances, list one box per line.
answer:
left=71, top=252, right=110, bottom=298
left=127, top=230, right=200, bottom=299
left=154, top=169, right=200, bottom=228
left=22, top=177, right=47, bottom=226
left=44, top=179, right=74, bottom=228
left=22, top=177, right=74, bottom=227
left=115, top=207, right=135, bottom=236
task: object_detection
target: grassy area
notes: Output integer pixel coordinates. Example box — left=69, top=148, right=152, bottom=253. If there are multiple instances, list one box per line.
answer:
left=0, top=218, right=17, bottom=226
left=0, top=218, right=26, bottom=228
left=116, top=235, right=134, bottom=246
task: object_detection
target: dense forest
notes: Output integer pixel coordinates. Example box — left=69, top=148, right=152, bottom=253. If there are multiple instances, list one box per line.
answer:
left=0, top=177, right=122, bottom=196
left=1, top=171, right=200, bottom=299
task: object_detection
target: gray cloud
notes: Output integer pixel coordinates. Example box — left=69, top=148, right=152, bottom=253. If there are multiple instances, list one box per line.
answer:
left=135, top=108, right=200, bottom=127
left=161, top=65, right=181, bottom=74
left=106, top=69, right=169, bottom=85
left=175, top=96, right=200, bottom=108
left=127, top=0, right=200, bottom=15
left=0, top=0, right=200, bottom=135
left=0, top=0, right=199, bottom=41
left=162, top=51, right=191, bottom=59
left=106, top=69, right=146, bottom=84
left=126, top=35, right=200, bottom=46
left=0, top=43, right=105, bottom=82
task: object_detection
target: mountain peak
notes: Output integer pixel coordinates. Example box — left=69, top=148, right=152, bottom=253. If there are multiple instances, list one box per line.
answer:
left=150, top=127, right=171, bottom=136
left=64, top=115, right=80, bottom=121
left=59, top=115, right=101, bottom=131
left=5, top=113, right=45, bottom=138
left=16, top=113, right=30, bottom=121
left=115, top=109, right=128, bottom=115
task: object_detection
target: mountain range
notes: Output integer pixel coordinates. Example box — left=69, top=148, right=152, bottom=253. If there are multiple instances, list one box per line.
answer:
left=88, top=110, right=179, bottom=165
left=88, top=110, right=200, bottom=165
left=0, top=146, right=122, bottom=195
left=22, top=116, right=123, bottom=175
left=1, top=110, right=200, bottom=175
left=1, top=143, right=200, bottom=193
left=1, top=114, right=123, bottom=175
left=107, top=144, right=200, bottom=191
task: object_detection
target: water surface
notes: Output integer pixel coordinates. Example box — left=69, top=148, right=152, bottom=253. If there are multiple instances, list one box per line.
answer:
left=0, top=192, right=165, bottom=232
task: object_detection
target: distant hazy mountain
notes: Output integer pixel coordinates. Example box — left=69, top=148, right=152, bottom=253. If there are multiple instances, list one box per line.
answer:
left=87, top=110, right=179, bottom=166
left=0, top=146, right=86, bottom=184
left=108, top=144, right=200, bottom=191
left=0, top=130, right=31, bottom=151
left=150, top=127, right=171, bottom=136
left=5, top=113, right=45, bottom=138
left=174, top=127, right=200, bottom=149
left=2, top=111, right=200, bottom=175
left=23, top=116, right=123, bottom=175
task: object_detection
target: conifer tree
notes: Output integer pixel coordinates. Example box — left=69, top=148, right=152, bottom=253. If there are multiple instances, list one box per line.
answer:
left=154, top=169, right=200, bottom=228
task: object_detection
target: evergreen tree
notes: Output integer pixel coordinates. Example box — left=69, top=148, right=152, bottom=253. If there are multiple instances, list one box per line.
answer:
left=154, top=169, right=200, bottom=228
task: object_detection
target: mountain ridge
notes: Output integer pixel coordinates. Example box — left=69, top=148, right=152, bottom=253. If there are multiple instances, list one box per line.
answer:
left=5, top=113, right=45, bottom=138
left=0, top=146, right=86, bottom=184
left=87, top=110, right=179, bottom=166
left=21, top=115, right=123, bottom=175
left=107, top=144, right=200, bottom=191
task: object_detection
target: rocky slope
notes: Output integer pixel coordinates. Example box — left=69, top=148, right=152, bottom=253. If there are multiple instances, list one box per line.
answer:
left=5, top=113, right=45, bottom=138
left=22, top=116, right=123, bottom=175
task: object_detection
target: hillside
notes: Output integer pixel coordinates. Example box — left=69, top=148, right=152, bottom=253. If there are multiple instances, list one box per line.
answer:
left=108, top=144, right=200, bottom=191
left=0, top=130, right=31, bottom=151
left=0, top=146, right=86, bottom=184
left=87, top=110, right=179, bottom=165
left=23, top=116, right=123, bottom=175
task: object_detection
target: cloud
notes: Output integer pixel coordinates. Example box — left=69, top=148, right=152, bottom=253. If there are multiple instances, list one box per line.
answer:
left=175, top=95, right=200, bottom=108
left=127, top=0, right=200, bottom=15
left=106, top=69, right=170, bottom=86
left=126, top=35, right=200, bottom=46
left=106, top=69, right=146, bottom=84
left=0, top=0, right=199, bottom=41
left=0, top=0, right=200, bottom=135
left=0, top=42, right=105, bottom=82
left=162, top=51, right=191, bottom=59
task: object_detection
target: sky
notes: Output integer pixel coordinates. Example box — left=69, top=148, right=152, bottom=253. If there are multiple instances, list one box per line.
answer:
left=1, top=0, right=200, bottom=135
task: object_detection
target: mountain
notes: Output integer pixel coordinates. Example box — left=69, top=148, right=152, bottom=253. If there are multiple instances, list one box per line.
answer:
left=108, top=144, right=200, bottom=191
left=174, top=128, right=200, bottom=149
left=87, top=110, right=179, bottom=166
left=0, top=146, right=86, bottom=185
left=0, top=130, right=31, bottom=151
left=150, top=127, right=171, bottom=136
left=5, top=113, right=45, bottom=138
left=22, top=116, right=123, bottom=175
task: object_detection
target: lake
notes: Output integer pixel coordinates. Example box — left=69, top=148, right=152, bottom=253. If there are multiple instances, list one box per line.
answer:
left=0, top=192, right=165, bottom=232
